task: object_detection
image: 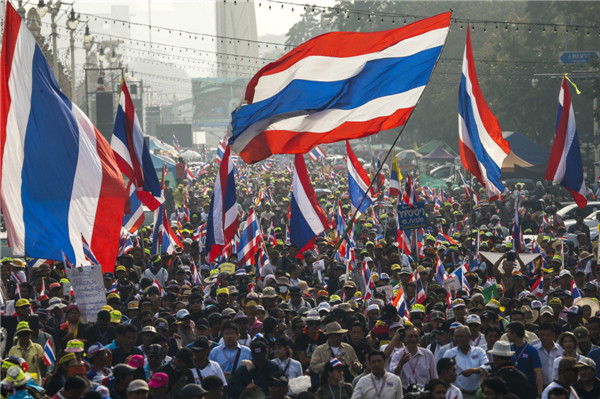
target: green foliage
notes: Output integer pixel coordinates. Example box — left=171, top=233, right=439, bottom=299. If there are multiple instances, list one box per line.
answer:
left=284, top=1, right=600, bottom=150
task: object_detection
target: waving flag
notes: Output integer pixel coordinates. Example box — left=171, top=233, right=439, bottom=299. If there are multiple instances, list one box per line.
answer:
left=411, top=269, right=427, bottom=304
left=393, top=286, right=409, bottom=317
left=307, top=145, right=327, bottom=162
left=172, top=134, right=181, bottom=152
left=112, top=80, right=163, bottom=210
left=230, top=13, right=452, bottom=163
left=0, top=4, right=127, bottom=272
left=531, top=275, right=543, bottom=297
left=360, top=260, right=374, bottom=301
left=267, top=221, right=277, bottom=247
left=571, top=280, right=582, bottom=300
left=347, top=141, right=374, bottom=215
left=205, top=144, right=238, bottom=260
left=237, top=208, right=262, bottom=266
left=389, top=152, right=403, bottom=197
left=43, top=340, right=56, bottom=366
left=151, top=203, right=182, bottom=255
left=122, top=184, right=145, bottom=234
left=402, top=174, right=417, bottom=207
left=436, top=257, right=449, bottom=285
left=215, top=140, right=226, bottom=163
left=458, top=29, right=510, bottom=199
left=545, top=77, right=587, bottom=208
left=290, top=154, right=330, bottom=251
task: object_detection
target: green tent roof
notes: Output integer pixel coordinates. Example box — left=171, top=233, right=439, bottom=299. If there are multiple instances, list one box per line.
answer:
left=417, top=140, right=455, bottom=155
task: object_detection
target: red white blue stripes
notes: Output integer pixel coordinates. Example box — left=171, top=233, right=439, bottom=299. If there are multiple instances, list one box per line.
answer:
left=0, top=4, right=127, bottom=272
left=346, top=141, right=374, bottom=215
left=290, top=154, right=330, bottom=251
left=112, top=80, right=163, bottom=211
left=237, top=208, right=262, bottom=266
left=230, top=13, right=451, bottom=163
left=458, top=29, right=510, bottom=199
left=545, top=77, right=587, bottom=208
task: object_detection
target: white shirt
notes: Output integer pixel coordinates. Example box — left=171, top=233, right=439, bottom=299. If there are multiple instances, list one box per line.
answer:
left=470, top=333, right=487, bottom=351
left=436, top=342, right=454, bottom=363
left=446, top=384, right=463, bottom=399
left=351, top=372, right=403, bottom=399
left=533, top=341, right=563, bottom=386
left=541, top=381, right=579, bottom=399
left=443, top=346, right=488, bottom=393
left=551, top=354, right=591, bottom=381
left=389, top=347, right=437, bottom=388
left=272, top=357, right=303, bottom=379
left=191, top=360, right=227, bottom=386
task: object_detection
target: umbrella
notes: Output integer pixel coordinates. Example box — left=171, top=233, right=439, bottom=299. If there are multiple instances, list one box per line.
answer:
left=180, top=149, right=202, bottom=159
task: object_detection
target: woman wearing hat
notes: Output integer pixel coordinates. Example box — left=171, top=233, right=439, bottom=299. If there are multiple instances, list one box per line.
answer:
left=315, top=358, right=353, bottom=399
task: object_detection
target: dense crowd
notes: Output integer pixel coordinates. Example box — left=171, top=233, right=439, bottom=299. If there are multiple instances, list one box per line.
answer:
left=2, top=158, right=600, bottom=399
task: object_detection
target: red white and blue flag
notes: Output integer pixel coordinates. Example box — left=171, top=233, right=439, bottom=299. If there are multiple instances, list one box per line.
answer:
left=267, top=221, right=277, bottom=247
left=230, top=13, right=452, bottom=163
left=545, top=77, right=587, bottom=209
left=112, top=80, right=163, bottom=211
left=402, top=174, right=418, bottom=208
left=531, top=275, right=543, bottom=297
left=172, top=134, right=181, bottom=152
left=307, top=145, right=326, bottom=162
left=43, top=339, right=56, bottom=365
left=122, top=184, right=145, bottom=234
left=347, top=141, right=374, bottom=216
left=237, top=208, right=262, bottom=266
left=290, top=154, right=330, bottom=251
left=393, top=286, right=409, bottom=317
left=205, top=143, right=238, bottom=260
left=410, top=269, right=427, bottom=304
left=0, top=4, right=127, bottom=273
left=458, top=28, right=510, bottom=199
left=151, top=204, right=182, bottom=255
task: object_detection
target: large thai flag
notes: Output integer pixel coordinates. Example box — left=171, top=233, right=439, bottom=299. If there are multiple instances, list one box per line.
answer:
left=205, top=143, right=238, bottom=260
left=290, top=154, right=330, bottom=251
left=346, top=141, right=374, bottom=215
left=112, top=80, right=163, bottom=211
left=237, top=208, right=262, bottom=266
left=458, top=29, right=510, bottom=199
left=0, top=4, right=127, bottom=272
left=230, top=13, right=452, bottom=163
left=151, top=203, right=182, bottom=255
left=545, top=78, right=587, bottom=208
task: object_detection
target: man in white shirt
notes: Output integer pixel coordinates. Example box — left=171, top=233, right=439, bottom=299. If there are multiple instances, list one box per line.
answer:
left=534, top=323, right=563, bottom=386
left=443, top=326, right=488, bottom=398
left=466, top=315, right=486, bottom=350
left=352, top=350, right=403, bottom=399
left=190, top=337, right=227, bottom=386
left=391, top=326, right=437, bottom=389
left=542, top=357, right=583, bottom=399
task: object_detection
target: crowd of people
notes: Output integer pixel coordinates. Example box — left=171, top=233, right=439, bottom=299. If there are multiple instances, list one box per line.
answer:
left=2, top=158, right=600, bottom=399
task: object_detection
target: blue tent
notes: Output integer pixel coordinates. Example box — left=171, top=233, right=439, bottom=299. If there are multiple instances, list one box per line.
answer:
left=502, top=131, right=550, bottom=178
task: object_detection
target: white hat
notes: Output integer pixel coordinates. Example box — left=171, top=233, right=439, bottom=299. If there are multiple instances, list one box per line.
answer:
left=466, top=314, right=481, bottom=325
left=304, top=309, right=321, bottom=321
left=367, top=304, right=379, bottom=313
left=559, top=269, right=572, bottom=278
left=317, top=302, right=331, bottom=313
left=487, top=341, right=515, bottom=357
left=540, top=306, right=554, bottom=316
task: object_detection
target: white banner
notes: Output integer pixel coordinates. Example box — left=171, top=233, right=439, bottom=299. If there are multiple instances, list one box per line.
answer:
left=66, top=265, right=107, bottom=323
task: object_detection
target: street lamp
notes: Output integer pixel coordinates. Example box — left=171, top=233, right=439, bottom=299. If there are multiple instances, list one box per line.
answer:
left=37, top=1, right=66, bottom=81
left=35, top=0, right=48, bottom=18
left=66, top=8, right=79, bottom=101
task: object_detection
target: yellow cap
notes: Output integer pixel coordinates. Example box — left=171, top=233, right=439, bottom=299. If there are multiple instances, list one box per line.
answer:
left=107, top=293, right=121, bottom=300
left=216, top=287, right=229, bottom=296
left=65, top=339, right=84, bottom=353
left=116, top=265, right=127, bottom=272
left=15, top=298, right=31, bottom=308
left=101, top=305, right=114, bottom=312
left=110, top=310, right=122, bottom=323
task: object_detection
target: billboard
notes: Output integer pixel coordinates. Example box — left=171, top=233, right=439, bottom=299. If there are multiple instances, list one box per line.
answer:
left=191, top=78, right=249, bottom=130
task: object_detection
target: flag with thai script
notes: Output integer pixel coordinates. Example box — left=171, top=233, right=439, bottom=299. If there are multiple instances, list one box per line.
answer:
left=0, top=4, right=127, bottom=273
left=230, top=13, right=452, bottom=163
left=458, top=28, right=510, bottom=199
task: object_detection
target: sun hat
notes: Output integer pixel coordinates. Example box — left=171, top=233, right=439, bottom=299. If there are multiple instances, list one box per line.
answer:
left=323, top=322, right=347, bottom=335
left=127, top=380, right=149, bottom=393
left=15, top=321, right=32, bottom=335
left=487, top=341, right=515, bottom=357
left=1, top=366, right=31, bottom=388
left=65, top=339, right=84, bottom=353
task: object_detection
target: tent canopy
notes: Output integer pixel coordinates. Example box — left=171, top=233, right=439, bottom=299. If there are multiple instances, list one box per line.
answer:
left=422, top=146, right=455, bottom=161
left=501, top=131, right=550, bottom=175
left=417, top=140, right=456, bottom=155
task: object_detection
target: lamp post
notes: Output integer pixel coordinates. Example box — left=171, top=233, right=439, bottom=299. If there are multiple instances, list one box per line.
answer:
left=66, top=9, right=79, bottom=101
left=36, top=1, right=66, bottom=81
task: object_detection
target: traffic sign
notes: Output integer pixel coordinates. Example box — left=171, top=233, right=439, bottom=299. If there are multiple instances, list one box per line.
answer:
left=559, top=51, right=599, bottom=64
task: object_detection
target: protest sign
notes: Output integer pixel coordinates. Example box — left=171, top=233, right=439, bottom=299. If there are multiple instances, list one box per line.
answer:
left=442, top=275, right=461, bottom=291
left=376, top=285, right=394, bottom=302
left=397, top=202, right=427, bottom=230
left=65, top=265, right=107, bottom=323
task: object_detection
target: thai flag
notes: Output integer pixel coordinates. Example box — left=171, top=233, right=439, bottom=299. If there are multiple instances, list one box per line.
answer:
left=335, top=201, right=346, bottom=242
left=411, top=269, right=427, bottom=304
left=307, top=146, right=326, bottom=162
left=267, top=221, right=277, bottom=246
left=285, top=225, right=291, bottom=245
left=403, top=174, right=418, bottom=207
left=370, top=155, right=385, bottom=195
left=393, top=286, right=409, bottom=317
left=237, top=209, right=262, bottom=266
left=215, top=140, right=226, bottom=163
left=256, top=241, right=271, bottom=277
left=27, top=258, right=50, bottom=269
left=172, top=134, right=181, bottom=152
left=151, top=203, right=183, bottom=255
left=545, top=77, right=587, bottom=208
left=82, top=239, right=100, bottom=265
left=61, top=250, right=74, bottom=270
left=122, top=184, right=145, bottom=234
left=347, top=141, right=374, bottom=216
left=531, top=275, right=544, bottom=297
left=205, top=143, right=238, bottom=261
left=118, top=232, right=133, bottom=256
left=458, top=28, right=510, bottom=200
left=360, top=260, right=374, bottom=301
left=107, top=280, right=118, bottom=294
left=453, top=266, right=471, bottom=294
left=389, top=151, right=402, bottom=197
left=571, top=280, right=582, bottom=300
left=192, top=263, right=201, bottom=285
left=186, top=166, right=195, bottom=181
left=437, top=232, right=458, bottom=246
left=230, top=13, right=452, bottom=163
left=0, top=5, right=128, bottom=273
left=112, top=80, right=163, bottom=211
left=290, top=154, right=330, bottom=251
left=43, top=340, right=56, bottom=366
left=436, top=257, right=449, bottom=285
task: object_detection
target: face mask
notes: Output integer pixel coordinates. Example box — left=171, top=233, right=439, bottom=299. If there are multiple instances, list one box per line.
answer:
left=279, top=286, right=288, bottom=293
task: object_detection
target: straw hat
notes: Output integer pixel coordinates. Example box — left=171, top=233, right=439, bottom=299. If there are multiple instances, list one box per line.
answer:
left=323, top=322, right=347, bottom=335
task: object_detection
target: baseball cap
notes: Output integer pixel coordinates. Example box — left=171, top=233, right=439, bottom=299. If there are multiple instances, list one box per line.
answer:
left=127, top=380, right=149, bottom=393
left=87, top=343, right=106, bottom=358
left=578, top=357, right=596, bottom=370
left=573, top=326, right=590, bottom=343
left=558, top=357, right=584, bottom=372
left=452, top=299, right=466, bottom=308
left=540, top=306, right=554, bottom=316
left=176, top=348, right=195, bottom=368
left=466, top=314, right=481, bottom=325
left=113, top=364, right=136, bottom=378
left=15, top=298, right=30, bottom=308
left=190, top=337, right=210, bottom=351
left=148, top=373, right=169, bottom=389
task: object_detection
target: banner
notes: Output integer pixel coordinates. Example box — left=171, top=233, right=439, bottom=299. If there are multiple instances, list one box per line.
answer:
left=65, top=265, right=107, bottom=323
